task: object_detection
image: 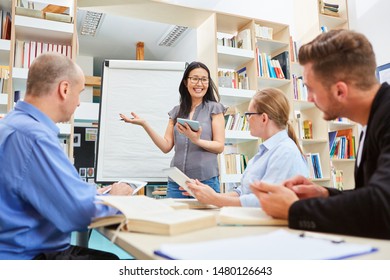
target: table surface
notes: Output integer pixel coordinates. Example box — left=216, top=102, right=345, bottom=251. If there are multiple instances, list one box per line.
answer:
left=98, top=222, right=390, bottom=260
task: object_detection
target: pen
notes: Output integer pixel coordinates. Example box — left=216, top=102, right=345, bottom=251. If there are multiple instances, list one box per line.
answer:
left=102, top=186, right=112, bottom=194
left=299, top=232, right=345, bottom=244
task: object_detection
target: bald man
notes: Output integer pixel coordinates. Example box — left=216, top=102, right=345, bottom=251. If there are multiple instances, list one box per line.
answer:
left=0, top=53, right=133, bottom=259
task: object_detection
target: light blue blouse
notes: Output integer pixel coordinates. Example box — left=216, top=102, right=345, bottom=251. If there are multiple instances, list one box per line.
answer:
left=234, top=129, right=309, bottom=207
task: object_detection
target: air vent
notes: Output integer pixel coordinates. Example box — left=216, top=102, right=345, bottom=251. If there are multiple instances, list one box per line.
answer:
left=80, top=11, right=103, bottom=36
left=158, top=25, right=188, bottom=47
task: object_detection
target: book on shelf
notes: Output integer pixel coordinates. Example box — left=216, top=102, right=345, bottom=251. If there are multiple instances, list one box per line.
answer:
left=323, top=2, right=339, bottom=9
left=2, top=11, right=11, bottom=40
left=289, top=36, right=299, bottom=62
left=305, top=153, right=323, bottom=179
left=319, top=0, right=340, bottom=16
left=272, top=51, right=290, bottom=79
left=294, top=110, right=304, bottom=139
left=15, top=40, right=72, bottom=68
left=236, top=29, right=252, bottom=50
left=15, top=6, right=44, bottom=18
left=265, top=55, right=277, bottom=78
left=17, top=1, right=73, bottom=23
left=329, top=129, right=356, bottom=159
left=292, top=75, right=308, bottom=100
left=322, top=9, right=340, bottom=17
left=218, top=207, right=287, bottom=226
left=328, top=130, right=337, bottom=151
left=220, top=153, right=248, bottom=175
left=255, top=24, right=273, bottom=40
left=89, top=195, right=217, bottom=235
left=45, top=12, right=72, bottom=23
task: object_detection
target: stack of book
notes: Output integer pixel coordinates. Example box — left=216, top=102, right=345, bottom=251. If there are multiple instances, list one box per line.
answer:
left=319, top=1, right=340, bottom=17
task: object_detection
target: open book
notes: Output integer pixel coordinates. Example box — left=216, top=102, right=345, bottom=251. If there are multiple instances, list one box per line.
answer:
left=89, top=196, right=216, bottom=235
left=169, top=198, right=219, bottom=210
left=218, top=206, right=288, bottom=226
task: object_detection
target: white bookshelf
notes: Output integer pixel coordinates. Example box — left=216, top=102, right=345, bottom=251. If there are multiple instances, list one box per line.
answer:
left=14, top=15, right=74, bottom=44
left=219, top=87, right=255, bottom=107
left=217, top=45, right=254, bottom=69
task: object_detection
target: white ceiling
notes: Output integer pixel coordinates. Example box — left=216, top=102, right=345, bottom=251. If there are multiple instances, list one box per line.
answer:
left=76, top=9, right=184, bottom=75
left=76, top=1, right=214, bottom=76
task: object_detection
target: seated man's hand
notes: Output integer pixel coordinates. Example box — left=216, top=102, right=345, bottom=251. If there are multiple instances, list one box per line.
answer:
left=109, top=182, right=133, bottom=196
left=282, top=175, right=329, bottom=199
left=250, top=181, right=298, bottom=219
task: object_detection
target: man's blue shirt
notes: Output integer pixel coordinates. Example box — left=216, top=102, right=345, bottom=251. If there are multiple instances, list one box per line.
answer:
left=0, top=101, right=114, bottom=259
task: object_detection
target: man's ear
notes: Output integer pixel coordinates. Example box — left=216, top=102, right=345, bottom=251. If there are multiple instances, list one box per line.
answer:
left=335, top=81, right=348, bottom=100
left=58, top=80, right=70, bottom=100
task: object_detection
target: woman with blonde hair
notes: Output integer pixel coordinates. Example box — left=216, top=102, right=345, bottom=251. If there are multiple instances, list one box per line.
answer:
left=187, top=87, right=308, bottom=207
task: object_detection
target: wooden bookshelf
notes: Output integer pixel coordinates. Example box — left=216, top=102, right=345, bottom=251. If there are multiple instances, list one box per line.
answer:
left=7, top=0, right=77, bottom=159
left=215, top=13, right=294, bottom=187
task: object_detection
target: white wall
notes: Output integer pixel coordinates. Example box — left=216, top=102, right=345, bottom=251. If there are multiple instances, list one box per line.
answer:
left=163, top=28, right=198, bottom=62
left=348, top=0, right=390, bottom=66
left=160, top=0, right=293, bottom=25
left=76, top=55, right=94, bottom=102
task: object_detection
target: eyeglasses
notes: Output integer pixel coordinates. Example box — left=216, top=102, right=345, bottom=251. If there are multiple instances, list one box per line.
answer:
left=244, top=112, right=263, bottom=120
left=188, top=76, right=209, bottom=84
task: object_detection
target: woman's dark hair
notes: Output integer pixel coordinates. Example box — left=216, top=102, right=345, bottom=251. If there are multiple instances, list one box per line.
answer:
left=176, top=61, right=219, bottom=119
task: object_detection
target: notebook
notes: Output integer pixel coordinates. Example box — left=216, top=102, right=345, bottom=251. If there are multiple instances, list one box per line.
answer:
left=154, top=229, right=377, bottom=260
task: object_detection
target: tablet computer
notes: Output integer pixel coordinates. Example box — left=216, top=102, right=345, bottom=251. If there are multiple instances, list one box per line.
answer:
left=177, top=118, right=200, bottom=131
left=163, top=167, right=196, bottom=197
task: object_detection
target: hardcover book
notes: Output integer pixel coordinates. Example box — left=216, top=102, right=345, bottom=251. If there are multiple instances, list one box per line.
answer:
left=271, top=51, right=290, bottom=79
left=89, top=196, right=217, bottom=235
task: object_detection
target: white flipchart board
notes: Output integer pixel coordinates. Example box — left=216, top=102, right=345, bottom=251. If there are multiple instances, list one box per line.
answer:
left=96, top=60, right=185, bottom=183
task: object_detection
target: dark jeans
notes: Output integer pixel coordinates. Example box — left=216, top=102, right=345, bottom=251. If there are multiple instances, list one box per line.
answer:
left=33, top=245, right=119, bottom=260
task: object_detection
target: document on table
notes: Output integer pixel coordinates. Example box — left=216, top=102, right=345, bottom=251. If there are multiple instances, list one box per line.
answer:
left=154, top=229, right=377, bottom=260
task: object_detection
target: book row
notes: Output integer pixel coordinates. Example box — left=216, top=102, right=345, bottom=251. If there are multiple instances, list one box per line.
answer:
left=256, top=50, right=289, bottom=80
left=218, top=67, right=249, bottom=90
left=329, top=129, right=356, bottom=159
left=220, top=153, right=249, bottom=175
left=217, top=29, right=252, bottom=51
left=292, top=74, right=308, bottom=101
left=14, top=40, right=72, bottom=69
left=306, top=152, right=323, bottom=179
left=224, top=113, right=249, bottom=131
